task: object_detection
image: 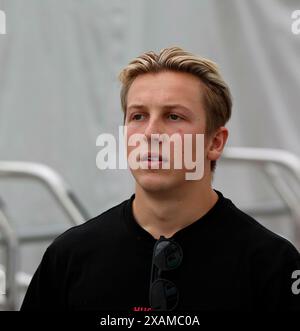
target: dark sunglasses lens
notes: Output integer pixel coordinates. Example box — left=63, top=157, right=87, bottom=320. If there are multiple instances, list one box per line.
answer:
left=154, top=240, right=183, bottom=270
left=150, top=279, right=179, bottom=311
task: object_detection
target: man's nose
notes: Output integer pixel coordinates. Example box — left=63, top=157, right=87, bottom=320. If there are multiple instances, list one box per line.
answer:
left=144, top=117, right=164, bottom=141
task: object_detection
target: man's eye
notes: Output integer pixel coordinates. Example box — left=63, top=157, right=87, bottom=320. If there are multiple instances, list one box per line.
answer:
left=169, top=114, right=181, bottom=121
left=132, top=114, right=144, bottom=121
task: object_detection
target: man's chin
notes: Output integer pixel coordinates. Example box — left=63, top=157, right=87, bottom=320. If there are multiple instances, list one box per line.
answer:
left=131, top=169, right=187, bottom=193
left=135, top=177, right=176, bottom=194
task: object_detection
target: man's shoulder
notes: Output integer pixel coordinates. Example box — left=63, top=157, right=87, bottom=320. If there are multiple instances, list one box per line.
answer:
left=223, top=196, right=300, bottom=261
left=47, top=197, right=130, bottom=255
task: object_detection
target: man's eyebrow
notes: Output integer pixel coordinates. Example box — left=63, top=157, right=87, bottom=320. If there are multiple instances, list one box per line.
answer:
left=127, top=104, right=146, bottom=110
left=127, top=104, right=192, bottom=113
left=162, top=104, right=192, bottom=112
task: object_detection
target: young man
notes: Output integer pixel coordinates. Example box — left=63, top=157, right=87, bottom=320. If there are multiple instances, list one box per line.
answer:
left=21, top=47, right=300, bottom=311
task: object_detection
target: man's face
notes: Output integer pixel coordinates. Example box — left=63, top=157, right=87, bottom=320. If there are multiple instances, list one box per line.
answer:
left=125, top=71, right=210, bottom=193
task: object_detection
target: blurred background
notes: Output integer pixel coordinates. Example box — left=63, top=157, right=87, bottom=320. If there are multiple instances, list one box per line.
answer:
left=0, top=0, right=300, bottom=310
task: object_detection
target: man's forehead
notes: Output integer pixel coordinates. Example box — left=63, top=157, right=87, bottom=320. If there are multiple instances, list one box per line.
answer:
left=127, top=73, right=204, bottom=108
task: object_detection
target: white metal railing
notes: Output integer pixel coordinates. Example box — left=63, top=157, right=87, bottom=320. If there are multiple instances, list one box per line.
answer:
left=0, top=162, right=89, bottom=225
left=0, top=206, right=19, bottom=310
left=222, top=147, right=300, bottom=249
left=0, top=161, right=89, bottom=310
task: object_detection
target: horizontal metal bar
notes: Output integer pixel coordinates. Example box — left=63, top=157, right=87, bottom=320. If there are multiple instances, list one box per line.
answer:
left=0, top=161, right=89, bottom=225
left=222, top=147, right=300, bottom=182
left=0, top=224, right=69, bottom=245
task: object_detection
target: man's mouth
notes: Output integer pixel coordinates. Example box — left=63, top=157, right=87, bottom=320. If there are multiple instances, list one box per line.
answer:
left=140, top=153, right=168, bottom=162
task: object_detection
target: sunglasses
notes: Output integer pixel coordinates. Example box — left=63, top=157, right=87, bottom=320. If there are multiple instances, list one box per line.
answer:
left=149, top=235, right=183, bottom=311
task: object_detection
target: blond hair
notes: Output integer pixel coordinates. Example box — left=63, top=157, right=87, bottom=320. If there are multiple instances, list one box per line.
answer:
left=118, top=46, right=232, bottom=172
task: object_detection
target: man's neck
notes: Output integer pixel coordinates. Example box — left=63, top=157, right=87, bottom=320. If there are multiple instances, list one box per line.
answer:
left=132, top=183, right=219, bottom=240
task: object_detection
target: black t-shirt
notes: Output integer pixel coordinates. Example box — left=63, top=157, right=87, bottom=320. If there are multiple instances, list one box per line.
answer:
left=20, top=190, right=300, bottom=311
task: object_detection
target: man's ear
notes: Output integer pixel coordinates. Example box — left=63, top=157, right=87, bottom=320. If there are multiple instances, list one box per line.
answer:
left=207, top=127, right=229, bottom=161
